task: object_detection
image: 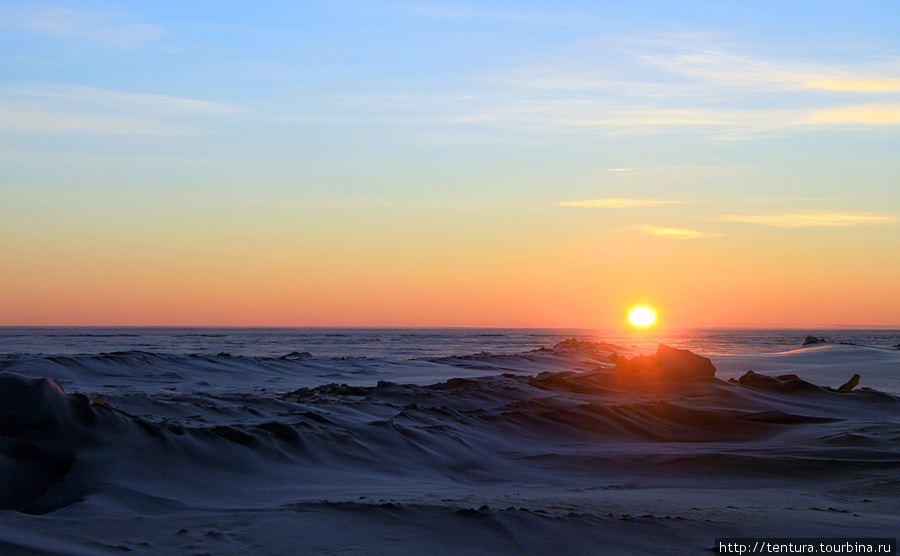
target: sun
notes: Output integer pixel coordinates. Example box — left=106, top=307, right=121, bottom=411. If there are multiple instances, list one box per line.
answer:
left=628, top=306, right=656, bottom=327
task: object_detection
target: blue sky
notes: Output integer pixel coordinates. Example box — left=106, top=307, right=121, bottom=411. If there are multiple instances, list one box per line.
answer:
left=2, top=1, right=899, bottom=326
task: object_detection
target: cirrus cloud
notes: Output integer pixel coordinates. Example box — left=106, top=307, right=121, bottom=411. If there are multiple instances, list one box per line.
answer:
left=0, top=1, right=165, bottom=48
left=628, top=225, right=724, bottom=239
left=0, top=84, right=247, bottom=135
left=558, top=198, right=685, bottom=208
left=806, top=103, right=900, bottom=126
left=718, top=212, right=896, bottom=227
left=804, top=78, right=900, bottom=92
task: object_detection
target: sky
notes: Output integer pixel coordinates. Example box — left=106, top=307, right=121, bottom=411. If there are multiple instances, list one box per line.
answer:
left=1, top=0, right=899, bottom=328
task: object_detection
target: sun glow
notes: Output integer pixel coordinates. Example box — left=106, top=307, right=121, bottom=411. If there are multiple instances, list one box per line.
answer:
left=629, top=307, right=656, bottom=327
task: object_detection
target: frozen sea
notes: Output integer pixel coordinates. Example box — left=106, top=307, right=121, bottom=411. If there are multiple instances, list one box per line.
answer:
left=3, top=326, right=899, bottom=358
left=2, top=327, right=899, bottom=555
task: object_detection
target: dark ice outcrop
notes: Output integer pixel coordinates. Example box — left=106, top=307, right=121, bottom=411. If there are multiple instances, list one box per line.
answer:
left=551, top=338, right=624, bottom=358
left=613, top=344, right=716, bottom=380
left=0, top=372, right=107, bottom=513
left=837, top=374, right=861, bottom=392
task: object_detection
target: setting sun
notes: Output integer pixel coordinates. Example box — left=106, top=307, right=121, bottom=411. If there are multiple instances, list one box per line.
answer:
left=629, top=307, right=656, bottom=327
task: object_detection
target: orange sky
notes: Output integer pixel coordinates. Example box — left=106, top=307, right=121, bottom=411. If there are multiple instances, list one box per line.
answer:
left=2, top=2, right=899, bottom=328
left=3, top=197, right=897, bottom=327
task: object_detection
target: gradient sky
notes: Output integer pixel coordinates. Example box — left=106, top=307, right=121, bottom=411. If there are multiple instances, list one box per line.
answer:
left=2, top=1, right=899, bottom=328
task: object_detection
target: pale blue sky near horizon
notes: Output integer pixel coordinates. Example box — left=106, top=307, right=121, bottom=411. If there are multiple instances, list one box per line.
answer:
left=2, top=1, right=899, bottom=327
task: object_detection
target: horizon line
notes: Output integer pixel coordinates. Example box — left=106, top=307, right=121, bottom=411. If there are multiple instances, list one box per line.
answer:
left=2, top=324, right=899, bottom=330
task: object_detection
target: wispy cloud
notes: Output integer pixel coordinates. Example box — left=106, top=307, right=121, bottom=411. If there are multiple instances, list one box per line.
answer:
left=806, top=103, right=900, bottom=125
left=461, top=43, right=900, bottom=137
left=12, top=84, right=246, bottom=114
left=394, top=2, right=594, bottom=25
left=0, top=84, right=246, bottom=135
left=0, top=103, right=203, bottom=135
left=629, top=225, right=724, bottom=239
left=0, top=1, right=165, bottom=48
left=643, top=49, right=900, bottom=94
left=559, top=198, right=684, bottom=208
left=594, top=166, right=726, bottom=174
left=804, top=79, right=900, bottom=92
left=449, top=96, right=900, bottom=139
left=275, top=35, right=900, bottom=140
left=718, top=212, right=896, bottom=227
left=569, top=108, right=780, bottom=128
left=453, top=100, right=799, bottom=134
left=775, top=197, right=840, bottom=202
left=641, top=49, right=804, bottom=90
